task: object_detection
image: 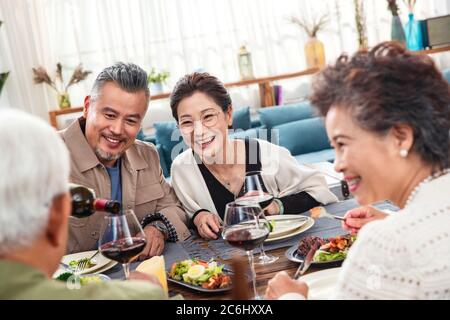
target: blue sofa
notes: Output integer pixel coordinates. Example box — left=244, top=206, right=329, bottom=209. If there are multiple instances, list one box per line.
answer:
left=141, top=102, right=334, bottom=177
left=257, top=103, right=334, bottom=164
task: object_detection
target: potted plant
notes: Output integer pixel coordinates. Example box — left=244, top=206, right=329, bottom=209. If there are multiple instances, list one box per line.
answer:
left=290, top=14, right=328, bottom=69
left=32, top=63, right=91, bottom=109
left=148, top=67, right=169, bottom=94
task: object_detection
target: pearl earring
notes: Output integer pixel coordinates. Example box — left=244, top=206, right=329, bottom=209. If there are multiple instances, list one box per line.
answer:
left=399, top=149, right=408, bottom=158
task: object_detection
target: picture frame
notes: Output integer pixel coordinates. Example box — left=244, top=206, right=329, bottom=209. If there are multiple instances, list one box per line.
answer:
left=48, top=106, right=84, bottom=130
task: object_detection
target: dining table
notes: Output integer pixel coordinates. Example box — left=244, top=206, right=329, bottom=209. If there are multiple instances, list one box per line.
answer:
left=105, top=198, right=398, bottom=300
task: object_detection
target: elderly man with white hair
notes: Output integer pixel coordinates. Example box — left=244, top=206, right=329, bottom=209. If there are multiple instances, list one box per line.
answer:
left=0, top=109, right=168, bottom=299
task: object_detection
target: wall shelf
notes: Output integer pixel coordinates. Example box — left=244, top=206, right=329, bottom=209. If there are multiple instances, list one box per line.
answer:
left=48, top=43, right=450, bottom=128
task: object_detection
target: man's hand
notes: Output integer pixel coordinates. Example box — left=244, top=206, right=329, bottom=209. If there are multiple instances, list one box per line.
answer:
left=194, top=211, right=221, bottom=240
left=265, top=271, right=308, bottom=300
left=342, top=206, right=387, bottom=234
left=138, top=225, right=165, bottom=260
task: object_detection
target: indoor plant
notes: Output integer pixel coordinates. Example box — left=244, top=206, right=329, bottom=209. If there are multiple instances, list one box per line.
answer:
left=290, top=14, right=328, bottom=69
left=32, top=63, right=91, bottom=109
left=148, top=67, right=170, bottom=94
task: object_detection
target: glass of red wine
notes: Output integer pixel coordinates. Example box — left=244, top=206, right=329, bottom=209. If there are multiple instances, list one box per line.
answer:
left=235, top=171, right=279, bottom=265
left=98, top=209, right=147, bottom=279
left=222, top=202, right=270, bottom=300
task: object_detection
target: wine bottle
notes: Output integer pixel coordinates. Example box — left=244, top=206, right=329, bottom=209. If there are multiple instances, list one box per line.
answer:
left=69, top=183, right=121, bottom=218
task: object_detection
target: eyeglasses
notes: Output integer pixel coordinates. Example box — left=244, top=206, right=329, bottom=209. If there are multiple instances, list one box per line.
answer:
left=178, top=111, right=220, bottom=134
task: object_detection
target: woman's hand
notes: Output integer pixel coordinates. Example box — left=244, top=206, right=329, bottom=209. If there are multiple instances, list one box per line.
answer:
left=194, top=211, right=222, bottom=240
left=264, top=200, right=280, bottom=216
left=342, top=206, right=387, bottom=234
left=265, top=271, right=309, bottom=300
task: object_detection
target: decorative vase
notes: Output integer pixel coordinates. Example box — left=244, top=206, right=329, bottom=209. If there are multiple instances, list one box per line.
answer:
left=405, top=13, right=423, bottom=51
left=58, top=92, right=71, bottom=109
left=391, top=15, right=406, bottom=45
left=304, top=37, right=325, bottom=69
left=150, top=82, right=163, bottom=95
left=238, top=45, right=255, bottom=80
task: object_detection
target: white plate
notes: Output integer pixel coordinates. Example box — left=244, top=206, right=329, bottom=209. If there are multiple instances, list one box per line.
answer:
left=266, top=215, right=308, bottom=238
left=301, top=267, right=341, bottom=300
left=265, top=217, right=315, bottom=243
left=53, top=250, right=116, bottom=278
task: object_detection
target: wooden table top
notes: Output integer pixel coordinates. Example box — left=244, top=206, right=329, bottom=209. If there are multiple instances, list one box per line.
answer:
left=167, top=245, right=327, bottom=300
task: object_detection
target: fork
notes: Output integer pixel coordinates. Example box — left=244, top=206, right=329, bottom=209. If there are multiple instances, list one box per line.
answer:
left=75, top=250, right=99, bottom=274
left=310, top=206, right=346, bottom=221
left=293, top=243, right=319, bottom=280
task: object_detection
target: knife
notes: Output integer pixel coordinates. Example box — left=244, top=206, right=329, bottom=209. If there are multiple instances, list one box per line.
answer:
left=293, top=242, right=319, bottom=280
left=270, top=216, right=309, bottom=222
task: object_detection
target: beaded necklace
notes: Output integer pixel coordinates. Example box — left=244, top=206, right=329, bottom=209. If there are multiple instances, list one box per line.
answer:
left=404, top=168, right=450, bottom=207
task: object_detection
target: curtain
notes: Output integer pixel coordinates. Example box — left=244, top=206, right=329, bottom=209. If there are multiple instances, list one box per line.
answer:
left=0, top=0, right=449, bottom=126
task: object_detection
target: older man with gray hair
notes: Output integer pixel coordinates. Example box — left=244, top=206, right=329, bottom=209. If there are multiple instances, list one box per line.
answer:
left=0, top=109, right=168, bottom=299
left=59, top=62, right=190, bottom=256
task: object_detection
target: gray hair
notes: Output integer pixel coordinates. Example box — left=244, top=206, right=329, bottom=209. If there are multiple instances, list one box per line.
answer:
left=0, top=109, right=70, bottom=255
left=90, top=62, right=150, bottom=102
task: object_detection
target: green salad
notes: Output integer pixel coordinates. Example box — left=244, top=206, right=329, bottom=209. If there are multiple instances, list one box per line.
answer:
left=312, top=235, right=356, bottom=263
left=169, top=258, right=232, bottom=289
left=313, top=250, right=347, bottom=262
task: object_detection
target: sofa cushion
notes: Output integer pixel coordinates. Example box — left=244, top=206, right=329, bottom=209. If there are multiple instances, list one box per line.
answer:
left=154, top=122, right=188, bottom=174
left=229, top=127, right=272, bottom=141
left=232, top=106, right=251, bottom=130
left=274, top=117, right=331, bottom=156
left=136, top=129, right=145, bottom=141
left=258, top=102, right=315, bottom=129
left=155, top=143, right=170, bottom=178
left=294, top=149, right=335, bottom=165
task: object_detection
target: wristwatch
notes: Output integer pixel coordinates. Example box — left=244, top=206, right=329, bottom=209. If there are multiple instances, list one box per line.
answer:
left=148, top=220, right=169, bottom=241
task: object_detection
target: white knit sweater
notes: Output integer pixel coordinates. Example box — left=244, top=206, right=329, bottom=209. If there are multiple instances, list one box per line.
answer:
left=283, top=172, right=450, bottom=300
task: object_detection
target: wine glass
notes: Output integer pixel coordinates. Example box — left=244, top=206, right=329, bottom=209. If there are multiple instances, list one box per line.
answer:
left=222, top=202, right=270, bottom=300
left=235, top=171, right=279, bottom=264
left=98, top=209, right=147, bottom=279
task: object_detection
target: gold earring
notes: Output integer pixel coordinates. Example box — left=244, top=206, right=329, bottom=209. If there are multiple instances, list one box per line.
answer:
left=399, top=149, right=408, bottom=158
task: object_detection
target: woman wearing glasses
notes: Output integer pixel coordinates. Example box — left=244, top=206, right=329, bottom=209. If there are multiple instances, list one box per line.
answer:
left=169, top=72, right=337, bottom=240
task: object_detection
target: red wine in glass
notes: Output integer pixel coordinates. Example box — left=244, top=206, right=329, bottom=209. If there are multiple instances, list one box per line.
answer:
left=100, top=237, right=147, bottom=264
left=222, top=202, right=270, bottom=299
left=236, top=171, right=279, bottom=265
left=99, top=209, right=147, bottom=279
left=224, top=226, right=269, bottom=251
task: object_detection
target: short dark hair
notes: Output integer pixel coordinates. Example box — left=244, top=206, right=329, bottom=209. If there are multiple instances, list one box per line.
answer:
left=310, top=41, right=450, bottom=169
left=90, top=62, right=150, bottom=101
left=169, top=72, right=232, bottom=121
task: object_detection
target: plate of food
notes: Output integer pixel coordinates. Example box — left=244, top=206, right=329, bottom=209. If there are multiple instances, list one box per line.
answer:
left=285, top=234, right=356, bottom=266
left=167, top=258, right=233, bottom=293
left=53, top=250, right=117, bottom=278
left=265, top=216, right=315, bottom=243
